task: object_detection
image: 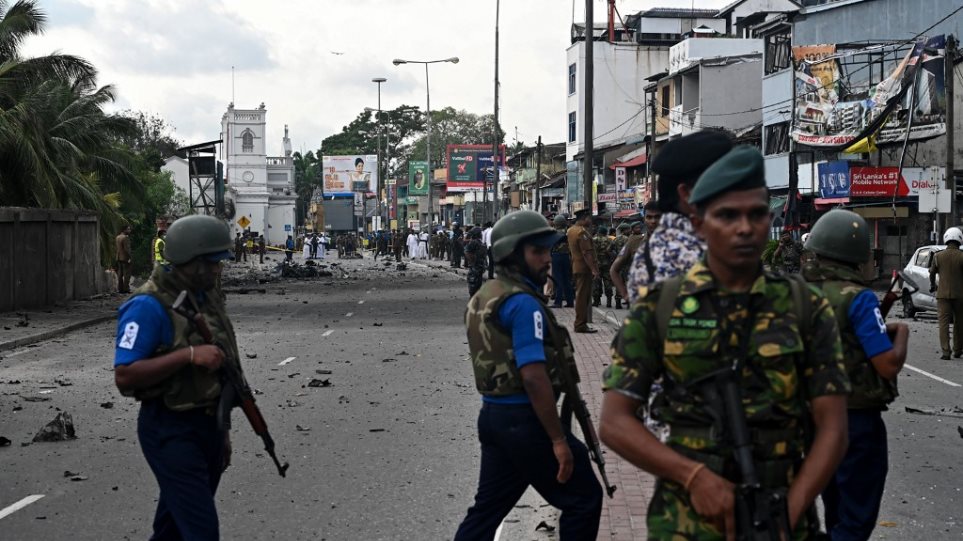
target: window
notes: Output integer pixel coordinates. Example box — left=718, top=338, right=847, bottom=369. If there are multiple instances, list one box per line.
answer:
left=764, top=32, right=791, bottom=75
left=764, top=122, right=790, bottom=155
left=660, top=86, right=670, bottom=117
left=916, top=248, right=935, bottom=268
left=568, top=112, right=577, bottom=143
left=241, top=128, right=254, bottom=153
left=568, top=63, right=576, bottom=95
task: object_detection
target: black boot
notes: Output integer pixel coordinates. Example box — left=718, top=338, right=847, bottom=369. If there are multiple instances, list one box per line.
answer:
left=592, top=299, right=600, bottom=307
left=616, top=298, right=622, bottom=309
left=606, top=297, right=612, bottom=308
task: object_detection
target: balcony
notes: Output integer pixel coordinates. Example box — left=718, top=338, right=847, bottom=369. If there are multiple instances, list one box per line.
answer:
left=266, top=156, right=292, bottom=167
left=668, top=105, right=701, bottom=137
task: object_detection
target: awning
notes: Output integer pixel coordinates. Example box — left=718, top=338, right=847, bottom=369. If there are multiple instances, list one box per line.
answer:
left=614, top=209, right=641, bottom=219
left=814, top=197, right=850, bottom=209
left=610, top=154, right=647, bottom=169
left=769, top=195, right=787, bottom=213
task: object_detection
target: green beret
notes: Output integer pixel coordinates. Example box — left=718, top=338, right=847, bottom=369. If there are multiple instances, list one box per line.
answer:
left=688, top=145, right=766, bottom=206
left=630, top=221, right=642, bottom=228
left=617, top=223, right=630, bottom=231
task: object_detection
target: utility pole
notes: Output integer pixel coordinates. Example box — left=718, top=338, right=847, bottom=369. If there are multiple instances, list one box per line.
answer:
left=583, top=0, right=594, bottom=212
left=947, top=35, right=957, bottom=227
left=492, top=0, right=501, bottom=221
left=535, top=135, right=543, bottom=213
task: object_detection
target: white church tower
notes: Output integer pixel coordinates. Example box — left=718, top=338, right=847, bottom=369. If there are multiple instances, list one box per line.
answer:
left=220, top=102, right=296, bottom=245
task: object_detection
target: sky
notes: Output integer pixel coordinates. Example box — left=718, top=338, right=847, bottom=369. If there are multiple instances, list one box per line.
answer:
left=24, top=0, right=731, bottom=156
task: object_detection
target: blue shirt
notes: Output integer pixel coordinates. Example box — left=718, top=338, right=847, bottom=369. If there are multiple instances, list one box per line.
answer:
left=848, top=289, right=893, bottom=358
left=114, top=295, right=173, bottom=367
left=482, top=286, right=548, bottom=405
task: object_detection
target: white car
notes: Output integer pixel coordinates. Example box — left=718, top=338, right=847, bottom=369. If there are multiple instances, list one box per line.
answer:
left=901, top=244, right=942, bottom=318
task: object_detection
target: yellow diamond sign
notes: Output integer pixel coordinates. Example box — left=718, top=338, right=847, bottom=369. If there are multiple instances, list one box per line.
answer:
left=237, top=216, right=251, bottom=229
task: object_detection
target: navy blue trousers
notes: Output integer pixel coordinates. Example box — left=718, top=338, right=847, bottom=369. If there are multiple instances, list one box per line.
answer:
left=551, top=253, right=575, bottom=306
left=138, top=400, right=226, bottom=541
left=453, top=403, right=603, bottom=541
left=822, top=409, right=888, bottom=541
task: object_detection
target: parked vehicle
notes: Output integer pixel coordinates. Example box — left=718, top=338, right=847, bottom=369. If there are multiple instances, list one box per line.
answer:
left=901, top=244, right=944, bottom=317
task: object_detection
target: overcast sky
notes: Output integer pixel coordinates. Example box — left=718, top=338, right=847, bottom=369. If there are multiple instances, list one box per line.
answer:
left=25, top=0, right=730, bottom=156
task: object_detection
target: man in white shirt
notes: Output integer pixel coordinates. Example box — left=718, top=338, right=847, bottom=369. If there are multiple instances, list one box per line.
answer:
left=482, top=221, right=494, bottom=279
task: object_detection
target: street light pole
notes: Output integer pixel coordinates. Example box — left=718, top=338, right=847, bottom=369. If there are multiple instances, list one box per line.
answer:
left=393, top=57, right=459, bottom=231
left=372, top=77, right=387, bottom=232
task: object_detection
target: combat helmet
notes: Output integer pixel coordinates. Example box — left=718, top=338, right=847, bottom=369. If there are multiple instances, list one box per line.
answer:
left=164, top=214, right=234, bottom=265
left=805, top=209, right=870, bottom=264
left=553, top=214, right=568, bottom=226
left=491, top=210, right=561, bottom=262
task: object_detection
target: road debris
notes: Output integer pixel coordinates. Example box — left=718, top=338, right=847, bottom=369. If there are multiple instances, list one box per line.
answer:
left=308, top=378, right=332, bottom=388
left=296, top=425, right=311, bottom=432
left=382, top=358, right=397, bottom=363
left=16, top=312, right=29, bottom=327
left=904, top=405, right=963, bottom=419
left=958, top=426, right=963, bottom=439
left=315, top=369, right=332, bottom=375
left=0, top=436, right=11, bottom=447
left=245, top=353, right=258, bottom=359
left=368, top=428, right=386, bottom=433
left=54, top=376, right=73, bottom=387
left=20, top=395, right=50, bottom=402
left=535, top=521, right=556, bottom=532
left=33, top=412, right=76, bottom=442
left=64, top=470, right=88, bottom=481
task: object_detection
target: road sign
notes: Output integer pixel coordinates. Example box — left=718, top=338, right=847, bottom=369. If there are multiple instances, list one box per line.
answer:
left=237, top=216, right=251, bottom=229
left=284, top=224, right=292, bottom=231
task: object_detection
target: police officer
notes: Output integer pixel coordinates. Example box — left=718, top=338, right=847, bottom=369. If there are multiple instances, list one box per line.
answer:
left=592, top=226, right=615, bottom=308
left=455, top=210, right=602, bottom=540
left=929, top=227, right=963, bottom=359
left=567, top=209, right=599, bottom=333
left=153, top=228, right=168, bottom=266
left=599, top=146, right=850, bottom=539
left=804, top=209, right=909, bottom=541
left=113, top=214, right=240, bottom=540
left=626, top=131, right=732, bottom=304
left=551, top=214, right=575, bottom=308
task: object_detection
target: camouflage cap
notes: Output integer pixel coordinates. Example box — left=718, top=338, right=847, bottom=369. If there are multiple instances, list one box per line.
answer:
left=688, top=145, right=766, bottom=206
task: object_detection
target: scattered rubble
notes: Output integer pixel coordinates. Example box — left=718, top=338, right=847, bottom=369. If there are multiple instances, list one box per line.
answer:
left=315, top=369, right=332, bottom=375
left=64, top=470, right=88, bottom=481
left=16, top=312, right=29, bottom=327
left=33, top=412, right=76, bottom=442
left=535, top=521, right=556, bottom=532
left=54, top=376, right=73, bottom=387
left=308, top=379, right=332, bottom=388
left=99, top=402, right=114, bottom=409
left=904, top=405, right=963, bottom=419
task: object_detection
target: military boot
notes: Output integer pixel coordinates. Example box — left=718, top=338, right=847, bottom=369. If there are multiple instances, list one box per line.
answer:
left=592, top=298, right=600, bottom=307
left=616, top=298, right=623, bottom=309
left=606, top=296, right=612, bottom=308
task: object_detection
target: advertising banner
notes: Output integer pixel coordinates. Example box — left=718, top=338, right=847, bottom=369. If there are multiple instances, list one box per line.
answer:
left=849, top=166, right=942, bottom=198
left=817, top=160, right=851, bottom=198
left=566, top=161, right=582, bottom=205
left=791, top=36, right=946, bottom=149
left=408, top=161, right=429, bottom=195
left=322, top=155, right=378, bottom=196
left=446, top=144, right=506, bottom=192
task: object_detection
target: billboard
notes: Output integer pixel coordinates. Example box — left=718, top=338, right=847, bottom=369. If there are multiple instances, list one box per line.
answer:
left=817, top=160, right=851, bottom=198
left=408, top=161, right=429, bottom=195
left=849, top=166, right=942, bottom=198
left=791, top=36, right=946, bottom=149
left=446, top=144, right=506, bottom=192
left=322, top=155, right=378, bottom=196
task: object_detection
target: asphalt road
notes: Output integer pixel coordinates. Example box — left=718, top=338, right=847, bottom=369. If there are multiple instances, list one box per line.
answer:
left=1, top=254, right=962, bottom=540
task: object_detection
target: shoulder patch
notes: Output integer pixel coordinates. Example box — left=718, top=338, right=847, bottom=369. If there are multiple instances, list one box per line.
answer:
left=119, top=322, right=139, bottom=350
left=533, top=311, right=544, bottom=340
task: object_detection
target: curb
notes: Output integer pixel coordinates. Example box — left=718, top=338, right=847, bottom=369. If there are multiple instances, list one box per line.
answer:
left=0, top=314, right=115, bottom=353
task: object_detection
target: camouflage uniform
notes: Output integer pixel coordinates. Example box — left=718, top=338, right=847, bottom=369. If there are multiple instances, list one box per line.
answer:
left=603, top=261, right=850, bottom=540
left=626, top=212, right=705, bottom=304
left=592, top=233, right=616, bottom=306
left=778, top=240, right=805, bottom=274
left=464, top=236, right=487, bottom=297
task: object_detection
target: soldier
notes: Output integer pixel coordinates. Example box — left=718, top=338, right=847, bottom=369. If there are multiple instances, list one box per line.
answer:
left=464, top=227, right=487, bottom=297
left=929, top=227, right=963, bottom=360
left=774, top=230, right=804, bottom=274
left=257, top=235, right=265, bottom=264
left=113, top=214, right=241, bottom=540
left=804, top=209, right=909, bottom=541
left=233, top=233, right=244, bottom=263
left=611, top=217, right=652, bottom=306
left=600, top=146, right=850, bottom=540
left=451, top=223, right=465, bottom=268
left=592, top=226, right=616, bottom=308
left=551, top=215, right=575, bottom=308
left=626, top=130, right=732, bottom=303
left=455, top=210, right=602, bottom=540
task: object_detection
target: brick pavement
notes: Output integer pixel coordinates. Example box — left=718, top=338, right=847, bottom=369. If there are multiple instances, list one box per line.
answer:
left=551, top=305, right=654, bottom=541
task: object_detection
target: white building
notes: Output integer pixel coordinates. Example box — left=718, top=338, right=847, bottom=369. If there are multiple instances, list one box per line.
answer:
left=219, top=103, right=297, bottom=245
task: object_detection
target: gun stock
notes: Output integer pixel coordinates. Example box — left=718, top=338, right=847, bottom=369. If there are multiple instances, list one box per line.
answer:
left=172, top=290, right=289, bottom=477
left=567, top=390, right=617, bottom=498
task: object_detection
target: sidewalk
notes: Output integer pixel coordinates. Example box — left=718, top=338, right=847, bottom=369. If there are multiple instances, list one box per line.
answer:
left=0, top=295, right=120, bottom=353
left=412, top=255, right=653, bottom=540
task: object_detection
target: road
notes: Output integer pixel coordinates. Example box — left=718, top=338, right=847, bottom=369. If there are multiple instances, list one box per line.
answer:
left=0, top=254, right=961, bottom=540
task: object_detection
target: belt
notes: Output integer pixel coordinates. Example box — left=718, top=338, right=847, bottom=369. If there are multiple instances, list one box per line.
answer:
left=669, top=424, right=801, bottom=445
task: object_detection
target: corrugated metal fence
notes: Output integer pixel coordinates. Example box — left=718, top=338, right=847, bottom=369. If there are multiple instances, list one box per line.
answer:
left=0, top=207, right=108, bottom=312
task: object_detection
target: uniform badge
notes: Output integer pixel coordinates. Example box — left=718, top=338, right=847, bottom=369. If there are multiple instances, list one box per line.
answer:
left=680, top=296, right=700, bottom=315
left=119, top=322, right=139, bottom=350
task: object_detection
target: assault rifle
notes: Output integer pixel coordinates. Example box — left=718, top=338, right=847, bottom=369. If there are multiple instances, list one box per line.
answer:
left=692, top=367, right=791, bottom=541
left=172, top=291, right=290, bottom=477
left=552, top=330, right=616, bottom=498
